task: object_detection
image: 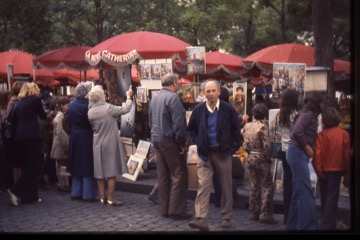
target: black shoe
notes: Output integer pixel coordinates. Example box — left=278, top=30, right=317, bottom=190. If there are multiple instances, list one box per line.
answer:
left=169, top=213, right=192, bottom=220
left=83, top=197, right=100, bottom=203
left=148, top=194, right=158, bottom=204
left=259, top=217, right=279, bottom=224
left=71, top=196, right=83, bottom=201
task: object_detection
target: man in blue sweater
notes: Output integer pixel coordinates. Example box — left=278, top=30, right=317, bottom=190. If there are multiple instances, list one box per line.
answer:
left=187, top=80, right=241, bottom=231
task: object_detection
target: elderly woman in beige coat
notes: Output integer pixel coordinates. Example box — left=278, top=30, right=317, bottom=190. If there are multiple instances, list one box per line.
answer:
left=87, top=84, right=133, bottom=206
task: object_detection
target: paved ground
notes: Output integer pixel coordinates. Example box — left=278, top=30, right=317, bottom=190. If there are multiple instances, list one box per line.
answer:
left=0, top=184, right=353, bottom=235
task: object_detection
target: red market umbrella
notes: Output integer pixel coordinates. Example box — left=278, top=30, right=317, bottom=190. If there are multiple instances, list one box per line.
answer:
left=241, top=43, right=315, bottom=75
left=206, top=50, right=245, bottom=77
left=33, top=46, right=92, bottom=71
left=174, top=51, right=246, bottom=82
left=241, top=43, right=352, bottom=77
left=35, top=79, right=62, bottom=87
left=131, top=65, right=140, bottom=83
left=177, top=78, right=191, bottom=86
left=85, top=31, right=192, bottom=67
left=0, top=50, right=54, bottom=82
left=334, top=59, right=351, bottom=75
left=53, top=68, right=99, bottom=82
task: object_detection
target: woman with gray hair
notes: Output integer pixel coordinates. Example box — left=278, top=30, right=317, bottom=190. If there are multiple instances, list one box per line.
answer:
left=87, top=84, right=133, bottom=206
left=66, top=82, right=98, bottom=202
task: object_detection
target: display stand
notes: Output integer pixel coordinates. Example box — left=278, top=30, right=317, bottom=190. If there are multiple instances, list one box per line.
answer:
left=122, top=140, right=151, bottom=181
left=121, top=137, right=136, bottom=158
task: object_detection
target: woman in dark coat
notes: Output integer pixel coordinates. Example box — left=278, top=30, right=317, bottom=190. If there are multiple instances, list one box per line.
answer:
left=7, top=82, right=47, bottom=205
left=66, top=82, right=98, bottom=202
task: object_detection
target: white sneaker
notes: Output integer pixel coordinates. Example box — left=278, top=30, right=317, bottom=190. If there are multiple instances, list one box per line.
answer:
left=7, top=189, right=20, bottom=206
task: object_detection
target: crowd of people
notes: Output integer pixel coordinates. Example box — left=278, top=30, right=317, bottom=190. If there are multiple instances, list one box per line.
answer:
left=0, top=74, right=351, bottom=232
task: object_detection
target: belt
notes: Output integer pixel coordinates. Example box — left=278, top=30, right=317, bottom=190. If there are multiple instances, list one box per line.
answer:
left=250, top=151, right=262, bottom=154
left=209, top=146, right=220, bottom=152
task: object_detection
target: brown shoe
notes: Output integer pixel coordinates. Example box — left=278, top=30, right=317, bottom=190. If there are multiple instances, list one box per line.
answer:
left=259, top=217, right=278, bottom=224
left=188, top=218, right=209, bottom=231
left=221, top=219, right=232, bottom=228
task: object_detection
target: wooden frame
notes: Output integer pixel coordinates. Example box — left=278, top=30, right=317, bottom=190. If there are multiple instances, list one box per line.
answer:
left=122, top=155, right=144, bottom=181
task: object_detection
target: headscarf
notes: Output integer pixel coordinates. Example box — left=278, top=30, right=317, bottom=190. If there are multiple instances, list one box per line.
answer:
left=74, top=82, right=93, bottom=99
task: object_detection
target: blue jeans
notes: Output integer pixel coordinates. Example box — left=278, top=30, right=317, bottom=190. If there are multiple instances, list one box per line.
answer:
left=286, top=144, right=318, bottom=230
left=71, top=176, right=98, bottom=200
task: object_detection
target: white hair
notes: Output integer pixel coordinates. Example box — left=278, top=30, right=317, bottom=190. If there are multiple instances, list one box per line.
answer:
left=88, top=85, right=105, bottom=104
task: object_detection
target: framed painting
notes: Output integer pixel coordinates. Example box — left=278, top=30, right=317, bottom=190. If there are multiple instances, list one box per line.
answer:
left=134, top=140, right=151, bottom=159
left=272, top=62, right=306, bottom=102
left=139, top=64, right=151, bottom=79
left=151, top=63, right=161, bottom=80
left=232, top=81, right=247, bottom=116
left=186, top=46, right=206, bottom=75
left=120, top=102, right=136, bottom=138
left=122, top=155, right=144, bottom=181
left=160, top=62, right=172, bottom=77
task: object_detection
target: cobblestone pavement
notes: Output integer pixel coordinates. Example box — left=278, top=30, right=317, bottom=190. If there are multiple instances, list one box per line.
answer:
left=0, top=186, right=354, bottom=235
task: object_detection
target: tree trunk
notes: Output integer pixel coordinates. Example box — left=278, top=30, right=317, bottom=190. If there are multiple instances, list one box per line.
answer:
left=312, top=0, right=334, bottom=99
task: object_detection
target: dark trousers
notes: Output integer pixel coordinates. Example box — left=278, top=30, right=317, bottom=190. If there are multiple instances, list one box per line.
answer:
left=280, top=150, right=292, bottom=224
left=319, top=171, right=343, bottom=230
left=11, top=139, right=42, bottom=203
left=0, top=144, right=5, bottom=191
left=44, top=138, right=57, bottom=184
left=153, top=141, right=188, bottom=216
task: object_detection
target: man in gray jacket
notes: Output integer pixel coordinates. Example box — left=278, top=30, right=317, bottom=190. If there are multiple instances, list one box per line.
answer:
left=149, top=73, right=191, bottom=220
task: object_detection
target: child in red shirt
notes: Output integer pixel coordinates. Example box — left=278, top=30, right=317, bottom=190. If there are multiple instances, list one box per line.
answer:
left=313, top=107, right=350, bottom=230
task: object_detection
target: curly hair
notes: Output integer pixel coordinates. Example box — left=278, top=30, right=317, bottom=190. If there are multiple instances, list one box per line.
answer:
left=18, top=82, right=40, bottom=99
left=279, top=89, right=299, bottom=128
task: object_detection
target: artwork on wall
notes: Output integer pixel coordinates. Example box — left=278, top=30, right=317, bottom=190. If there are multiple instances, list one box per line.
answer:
left=139, top=59, right=173, bottom=90
left=232, top=81, right=247, bottom=116
left=186, top=46, right=206, bottom=75
left=179, top=84, right=195, bottom=103
left=120, top=102, right=136, bottom=138
left=272, top=62, right=306, bottom=104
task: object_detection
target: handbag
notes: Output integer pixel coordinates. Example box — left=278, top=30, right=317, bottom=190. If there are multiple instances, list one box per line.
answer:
left=270, top=142, right=282, bottom=159
left=270, top=114, right=282, bottom=159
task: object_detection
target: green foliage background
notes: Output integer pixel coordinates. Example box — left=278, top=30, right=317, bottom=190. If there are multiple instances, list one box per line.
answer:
left=0, top=0, right=352, bottom=59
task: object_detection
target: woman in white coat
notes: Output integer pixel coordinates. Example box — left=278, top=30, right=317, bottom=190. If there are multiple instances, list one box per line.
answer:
left=87, top=85, right=133, bottom=206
